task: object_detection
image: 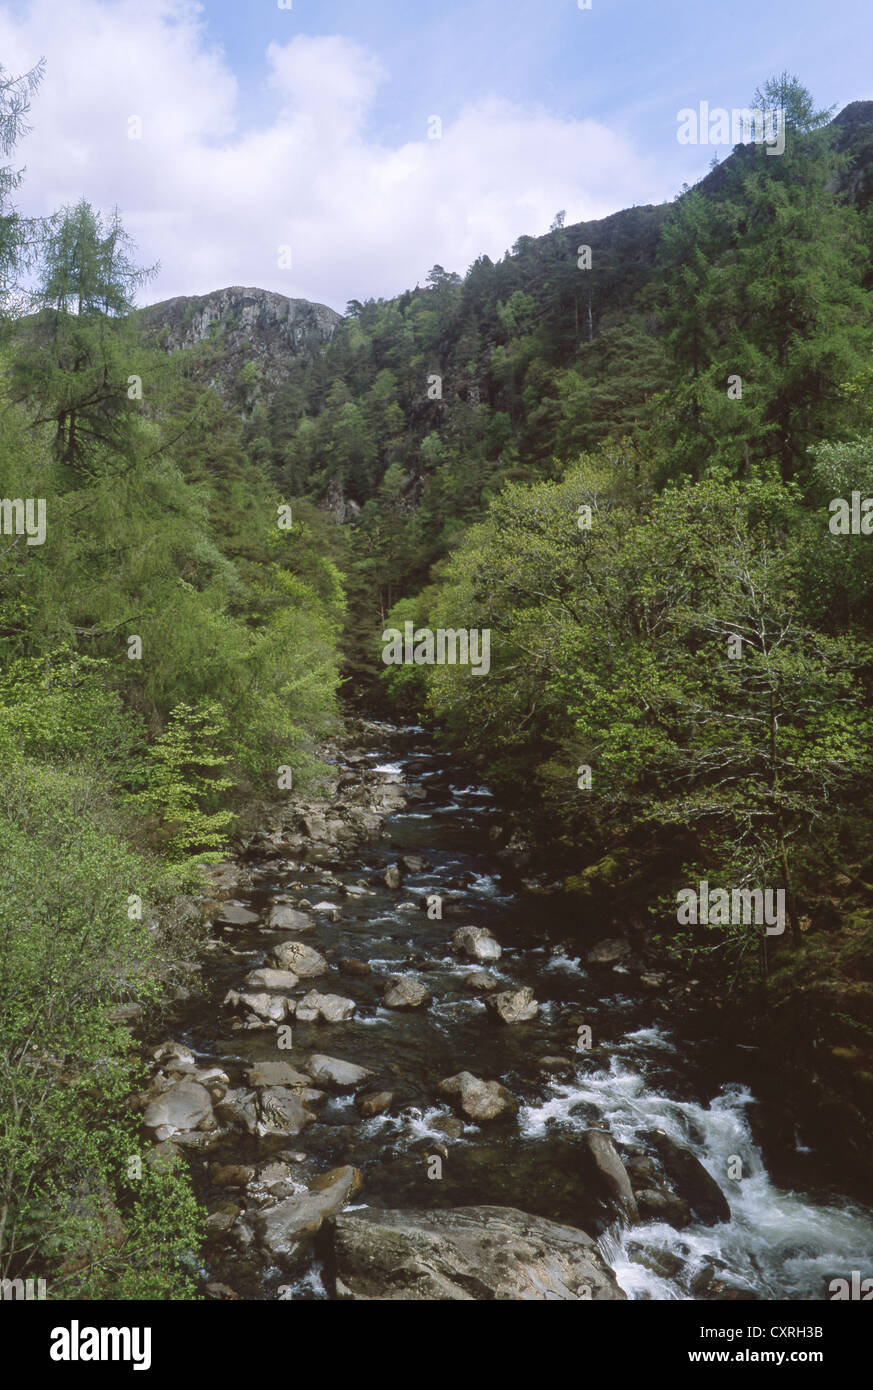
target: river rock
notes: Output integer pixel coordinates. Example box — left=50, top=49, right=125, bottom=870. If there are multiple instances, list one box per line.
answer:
left=634, top=1187, right=691, bottom=1227
left=295, top=990, right=356, bottom=1023
left=452, top=926, right=502, bottom=962
left=305, top=1054, right=375, bottom=1090
left=152, top=1040, right=197, bottom=1071
left=402, top=854, right=426, bottom=873
left=465, top=970, right=498, bottom=992
left=267, top=904, right=314, bottom=932
left=143, top=1080, right=214, bottom=1134
left=487, top=986, right=539, bottom=1024
left=384, top=863, right=403, bottom=889
left=271, top=941, right=328, bottom=977
left=382, top=975, right=431, bottom=1009
left=257, top=1087, right=316, bottom=1138
left=338, top=957, right=371, bottom=977
left=223, top=989, right=290, bottom=1022
left=537, top=1055, right=575, bottom=1078
left=438, top=1071, right=517, bottom=1123
left=356, top=1090, right=394, bottom=1117
left=246, top=1061, right=312, bottom=1089
left=215, top=1089, right=259, bottom=1134
left=584, top=1129, right=639, bottom=1223
left=330, top=1206, right=625, bottom=1300
left=216, top=903, right=260, bottom=927
left=586, top=938, right=631, bottom=967
left=255, top=1165, right=363, bottom=1260
left=243, top=967, right=299, bottom=991
left=643, top=1130, right=731, bottom=1226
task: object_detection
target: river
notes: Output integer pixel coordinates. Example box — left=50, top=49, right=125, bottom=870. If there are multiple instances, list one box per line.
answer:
left=159, top=719, right=873, bottom=1301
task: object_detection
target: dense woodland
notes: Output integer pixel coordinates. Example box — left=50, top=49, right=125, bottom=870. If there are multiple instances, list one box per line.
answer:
left=2, top=68, right=873, bottom=1294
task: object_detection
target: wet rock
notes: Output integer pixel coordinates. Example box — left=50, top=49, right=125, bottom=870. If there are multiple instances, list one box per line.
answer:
left=402, top=855, right=426, bottom=873
left=243, top=967, right=299, bottom=991
left=217, top=903, right=260, bottom=926
left=643, top=1131, right=731, bottom=1226
left=586, top=938, right=631, bottom=967
left=639, top=972, right=667, bottom=990
left=584, top=1130, right=639, bottom=1223
left=205, top=1283, right=239, bottom=1300
left=246, top=1061, right=312, bottom=1089
left=295, top=990, right=356, bottom=1023
left=206, top=1206, right=240, bottom=1234
left=267, top=904, right=314, bottom=932
left=215, top=1089, right=259, bottom=1134
left=223, top=989, right=290, bottom=1022
left=465, top=970, right=499, bottom=992
left=438, top=1071, right=517, bottom=1123
left=143, top=1081, right=213, bottom=1134
left=634, top=1188, right=691, bottom=1226
left=384, top=863, right=403, bottom=889
left=356, top=1090, right=394, bottom=1118
left=255, top=1165, right=363, bottom=1260
left=330, top=1206, right=625, bottom=1300
left=257, top=1086, right=316, bottom=1138
left=433, top=1113, right=465, bottom=1137
left=338, top=957, right=371, bottom=977
left=452, top=926, right=502, bottom=963
left=382, top=976, right=431, bottom=1010
left=271, top=941, right=328, bottom=977
left=306, top=1053, right=375, bottom=1091
left=211, top=1163, right=254, bottom=1188
left=487, top=986, right=539, bottom=1024
left=152, top=1041, right=197, bottom=1071
left=537, top=1056, right=575, bottom=1078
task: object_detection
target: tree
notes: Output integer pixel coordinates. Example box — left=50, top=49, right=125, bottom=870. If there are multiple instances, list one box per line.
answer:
left=0, top=59, right=45, bottom=314
left=11, top=201, right=157, bottom=474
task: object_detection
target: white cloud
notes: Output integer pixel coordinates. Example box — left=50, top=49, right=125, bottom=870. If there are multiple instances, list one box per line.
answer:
left=0, top=0, right=667, bottom=312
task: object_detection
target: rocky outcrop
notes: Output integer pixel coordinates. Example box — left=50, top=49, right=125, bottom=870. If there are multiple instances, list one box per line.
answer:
left=138, top=286, right=342, bottom=408
left=328, top=1206, right=626, bottom=1300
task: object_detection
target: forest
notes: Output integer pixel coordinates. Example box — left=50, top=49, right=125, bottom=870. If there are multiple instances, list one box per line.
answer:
left=2, top=64, right=873, bottom=1299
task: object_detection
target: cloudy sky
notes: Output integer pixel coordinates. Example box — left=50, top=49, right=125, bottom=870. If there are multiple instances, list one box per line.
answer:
left=0, top=0, right=869, bottom=312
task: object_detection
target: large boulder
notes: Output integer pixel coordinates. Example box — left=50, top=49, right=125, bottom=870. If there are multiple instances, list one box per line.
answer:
left=271, top=941, right=328, bottom=977
left=295, top=991, right=356, bottom=1023
left=216, top=903, right=259, bottom=927
left=305, top=1054, right=375, bottom=1091
left=143, top=1080, right=213, bottom=1134
left=438, top=1071, right=517, bottom=1123
left=223, top=990, right=290, bottom=1022
left=256, top=1087, right=315, bottom=1138
left=643, top=1130, right=730, bottom=1226
left=584, top=1130, right=639, bottom=1224
left=330, top=1206, right=625, bottom=1300
left=243, top=967, right=299, bottom=991
left=266, top=904, right=314, bottom=932
left=382, top=976, right=431, bottom=1010
left=486, top=986, right=539, bottom=1024
left=246, top=1061, right=312, bottom=1089
left=452, top=926, right=502, bottom=963
left=255, top=1166, right=363, bottom=1260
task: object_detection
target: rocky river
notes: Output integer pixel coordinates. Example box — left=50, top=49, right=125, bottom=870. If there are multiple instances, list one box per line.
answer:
left=134, top=720, right=873, bottom=1301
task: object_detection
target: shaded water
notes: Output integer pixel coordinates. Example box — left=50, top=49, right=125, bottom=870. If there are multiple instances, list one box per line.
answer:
left=167, top=721, right=873, bottom=1300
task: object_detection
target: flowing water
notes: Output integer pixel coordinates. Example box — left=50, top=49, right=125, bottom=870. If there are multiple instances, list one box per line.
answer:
left=166, top=721, right=873, bottom=1300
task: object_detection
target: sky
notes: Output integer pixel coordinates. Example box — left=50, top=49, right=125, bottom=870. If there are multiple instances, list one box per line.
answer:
left=0, top=0, right=870, bottom=312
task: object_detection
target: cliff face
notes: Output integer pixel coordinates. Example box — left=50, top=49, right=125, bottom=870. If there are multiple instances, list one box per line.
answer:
left=138, top=285, right=343, bottom=406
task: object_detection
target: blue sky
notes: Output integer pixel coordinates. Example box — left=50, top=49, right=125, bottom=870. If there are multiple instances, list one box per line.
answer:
left=0, top=0, right=869, bottom=309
